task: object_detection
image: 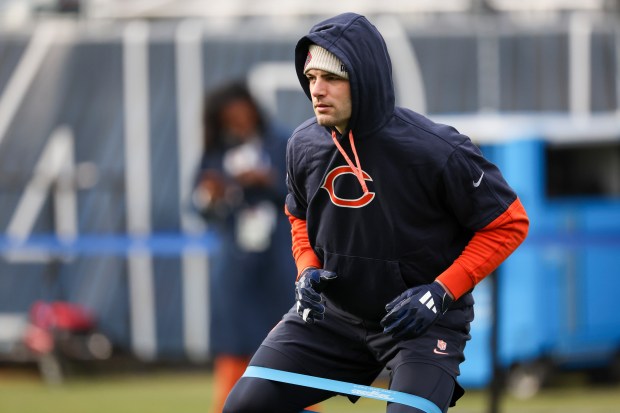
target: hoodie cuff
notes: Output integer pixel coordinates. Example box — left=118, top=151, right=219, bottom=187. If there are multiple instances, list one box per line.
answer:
left=436, top=262, right=473, bottom=301
left=295, top=250, right=322, bottom=280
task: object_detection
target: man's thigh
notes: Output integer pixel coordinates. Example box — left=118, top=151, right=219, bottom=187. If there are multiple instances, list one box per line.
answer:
left=224, top=346, right=333, bottom=413
left=387, top=361, right=456, bottom=413
left=261, top=305, right=384, bottom=383
left=374, top=304, right=473, bottom=412
left=224, top=305, right=384, bottom=412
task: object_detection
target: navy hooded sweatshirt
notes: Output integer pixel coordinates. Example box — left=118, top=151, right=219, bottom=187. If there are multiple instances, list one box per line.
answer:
left=285, top=13, right=526, bottom=321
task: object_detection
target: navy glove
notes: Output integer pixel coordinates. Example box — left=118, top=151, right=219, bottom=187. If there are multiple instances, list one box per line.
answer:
left=380, top=282, right=453, bottom=339
left=295, top=267, right=338, bottom=324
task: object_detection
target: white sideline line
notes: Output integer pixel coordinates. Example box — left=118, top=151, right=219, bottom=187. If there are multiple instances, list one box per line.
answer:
left=123, top=20, right=152, bottom=235
left=123, top=20, right=157, bottom=362
left=477, top=27, right=501, bottom=112
left=175, top=19, right=206, bottom=235
left=569, top=14, right=591, bottom=118
left=175, top=19, right=210, bottom=362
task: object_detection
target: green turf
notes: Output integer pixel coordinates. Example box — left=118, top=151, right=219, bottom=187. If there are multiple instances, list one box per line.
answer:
left=0, top=367, right=619, bottom=413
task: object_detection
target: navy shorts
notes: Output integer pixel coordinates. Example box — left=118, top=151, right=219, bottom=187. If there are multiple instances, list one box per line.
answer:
left=224, top=294, right=474, bottom=413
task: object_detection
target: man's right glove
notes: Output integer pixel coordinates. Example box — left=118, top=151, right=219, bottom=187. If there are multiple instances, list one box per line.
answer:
left=380, top=281, right=453, bottom=339
left=295, top=267, right=338, bottom=324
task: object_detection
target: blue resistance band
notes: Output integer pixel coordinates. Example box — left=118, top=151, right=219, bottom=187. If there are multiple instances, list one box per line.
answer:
left=242, top=366, right=442, bottom=413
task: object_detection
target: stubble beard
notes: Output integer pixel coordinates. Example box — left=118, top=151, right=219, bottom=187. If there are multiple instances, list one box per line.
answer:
left=314, top=110, right=340, bottom=129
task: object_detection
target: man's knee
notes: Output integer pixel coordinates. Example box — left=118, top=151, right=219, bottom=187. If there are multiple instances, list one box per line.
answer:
left=222, top=378, right=260, bottom=413
left=223, top=375, right=330, bottom=413
left=222, top=377, right=280, bottom=413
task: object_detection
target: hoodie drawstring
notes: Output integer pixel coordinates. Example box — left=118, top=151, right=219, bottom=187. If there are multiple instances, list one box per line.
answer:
left=331, top=130, right=369, bottom=194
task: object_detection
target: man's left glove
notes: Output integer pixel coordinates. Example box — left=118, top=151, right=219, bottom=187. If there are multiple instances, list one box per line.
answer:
left=295, top=267, right=338, bottom=324
left=380, top=282, right=453, bottom=339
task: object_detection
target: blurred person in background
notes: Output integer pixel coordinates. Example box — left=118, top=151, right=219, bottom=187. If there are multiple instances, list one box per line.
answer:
left=191, top=81, right=295, bottom=413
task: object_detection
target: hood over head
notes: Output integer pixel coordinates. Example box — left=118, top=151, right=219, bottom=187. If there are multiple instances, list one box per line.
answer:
left=295, top=13, right=395, bottom=138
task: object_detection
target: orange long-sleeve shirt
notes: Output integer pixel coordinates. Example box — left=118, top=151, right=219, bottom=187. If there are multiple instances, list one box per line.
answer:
left=286, top=197, right=529, bottom=300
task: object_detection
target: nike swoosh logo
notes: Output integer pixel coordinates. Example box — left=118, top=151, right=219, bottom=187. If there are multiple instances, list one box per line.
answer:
left=473, top=171, right=484, bottom=188
left=433, top=348, right=449, bottom=355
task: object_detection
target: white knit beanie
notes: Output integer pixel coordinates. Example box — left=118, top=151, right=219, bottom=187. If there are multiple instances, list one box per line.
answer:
left=303, top=44, right=349, bottom=79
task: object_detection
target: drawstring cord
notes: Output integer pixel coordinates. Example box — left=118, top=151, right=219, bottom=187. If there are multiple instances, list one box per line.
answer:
left=331, top=130, right=369, bottom=194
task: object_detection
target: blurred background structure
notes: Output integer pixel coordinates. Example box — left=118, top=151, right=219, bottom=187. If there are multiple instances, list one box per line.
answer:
left=0, top=0, right=619, bottom=403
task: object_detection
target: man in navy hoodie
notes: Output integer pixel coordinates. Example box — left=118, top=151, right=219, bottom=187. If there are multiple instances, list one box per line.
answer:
left=224, top=13, right=529, bottom=413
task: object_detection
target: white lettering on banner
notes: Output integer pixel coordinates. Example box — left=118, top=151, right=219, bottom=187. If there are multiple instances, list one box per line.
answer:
left=5, top=126, right=77, bottom=262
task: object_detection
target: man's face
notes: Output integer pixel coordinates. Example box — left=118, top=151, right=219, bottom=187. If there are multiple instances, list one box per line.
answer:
left=305, top=69, right=352, bottom=134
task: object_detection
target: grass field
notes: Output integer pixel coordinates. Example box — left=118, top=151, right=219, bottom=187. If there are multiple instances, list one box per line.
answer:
left=1, top=365, right=619, bottom=413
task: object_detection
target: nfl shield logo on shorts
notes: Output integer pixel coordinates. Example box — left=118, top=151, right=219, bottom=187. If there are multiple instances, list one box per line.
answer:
left=437, top=339, right=447, bottom=351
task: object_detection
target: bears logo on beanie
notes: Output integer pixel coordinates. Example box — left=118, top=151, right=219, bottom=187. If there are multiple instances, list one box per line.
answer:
left=303, top=44, right=348, bottom=79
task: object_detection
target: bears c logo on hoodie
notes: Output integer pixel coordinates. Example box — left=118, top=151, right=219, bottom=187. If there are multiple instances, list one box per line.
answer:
left=321, top=165, right=375, bottom=208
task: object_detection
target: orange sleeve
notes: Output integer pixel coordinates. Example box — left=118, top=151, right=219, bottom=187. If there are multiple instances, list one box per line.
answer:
left=436, top=197, right=530, bottom=300
left=285, top=205, right=323, bottom=280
